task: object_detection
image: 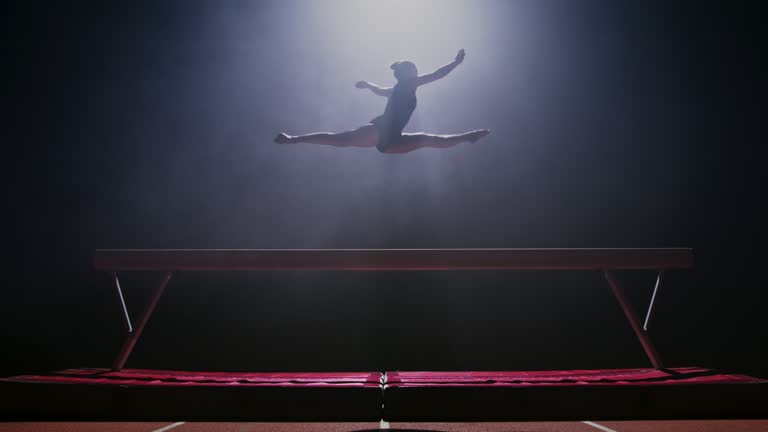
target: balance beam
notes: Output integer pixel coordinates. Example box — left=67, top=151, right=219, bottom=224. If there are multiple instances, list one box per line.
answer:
left=95, top=248, right=693, bottom=371
left=94, top=248, right=692, bottom=271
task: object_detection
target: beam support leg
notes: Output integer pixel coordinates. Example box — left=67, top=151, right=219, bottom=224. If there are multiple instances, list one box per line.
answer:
left=643, top=270, right=664, bottom=331
left=111, top=273, right=133, bottom=333
left=603, top=270, right=664, bottom=369
left=111, top=271, right=173, bottom=371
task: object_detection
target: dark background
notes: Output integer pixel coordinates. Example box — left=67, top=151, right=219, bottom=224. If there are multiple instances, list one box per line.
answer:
left=5, top=1, right=766, bottom=377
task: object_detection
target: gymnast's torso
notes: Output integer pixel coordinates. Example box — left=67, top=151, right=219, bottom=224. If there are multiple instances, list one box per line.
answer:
left=371, top=79, right=417, bottom=151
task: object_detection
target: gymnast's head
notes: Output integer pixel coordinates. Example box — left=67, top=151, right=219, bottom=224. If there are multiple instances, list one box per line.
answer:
left=390, top=61, right=418, bottom=81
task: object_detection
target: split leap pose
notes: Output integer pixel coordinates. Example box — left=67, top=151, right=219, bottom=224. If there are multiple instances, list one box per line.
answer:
left=274, top=49, right=490, bottom=154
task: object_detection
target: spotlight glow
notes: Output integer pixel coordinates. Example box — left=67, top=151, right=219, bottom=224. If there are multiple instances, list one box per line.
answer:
left=301, top=0, right=520, bottom=69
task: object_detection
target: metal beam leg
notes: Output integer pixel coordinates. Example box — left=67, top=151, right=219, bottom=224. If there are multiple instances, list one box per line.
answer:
left=111, top=273, right=133, bottom=333
left=111, top=272, right=173, bottom=371
left=643, top=270, right=664, bottom=331
left=603, top=270, right=664, bottom=369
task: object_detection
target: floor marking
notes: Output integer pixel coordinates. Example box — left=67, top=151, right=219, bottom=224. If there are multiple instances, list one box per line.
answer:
left=582, top=421, right=618, bottom=432
left=379, top=419, right=390, bottom=429
left=151, top=422, right=186, bottom=432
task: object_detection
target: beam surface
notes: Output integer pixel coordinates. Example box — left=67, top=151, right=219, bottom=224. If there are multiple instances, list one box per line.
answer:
left=95, top=248, right=693, bottom=272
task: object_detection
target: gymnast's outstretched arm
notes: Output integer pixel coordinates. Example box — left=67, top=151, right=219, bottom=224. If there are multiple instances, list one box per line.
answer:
left=355, top=80, right=393, bottom=97
left=415, top=49, right=465, bottom=87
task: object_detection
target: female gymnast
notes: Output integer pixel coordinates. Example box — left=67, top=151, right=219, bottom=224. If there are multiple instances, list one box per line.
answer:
left=274, top=49, right=490, bottom=154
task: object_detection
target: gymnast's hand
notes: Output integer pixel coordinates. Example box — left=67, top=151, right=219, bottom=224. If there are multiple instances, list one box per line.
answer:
left=355, top=81, right=370, bottom=89
left=455, top=49, right=465, bottom=64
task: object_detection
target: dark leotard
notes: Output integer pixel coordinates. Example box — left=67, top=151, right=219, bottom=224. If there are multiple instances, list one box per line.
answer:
left=370, top=80, right=417, bottom=152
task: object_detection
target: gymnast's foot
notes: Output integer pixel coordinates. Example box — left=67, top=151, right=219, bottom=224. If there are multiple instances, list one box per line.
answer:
left=466, top=129, right=490, bottom=143
left=274, top=132, right=295, bottom=144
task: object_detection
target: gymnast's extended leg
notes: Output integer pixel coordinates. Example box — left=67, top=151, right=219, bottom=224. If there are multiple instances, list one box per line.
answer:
left=275, top=125, right=378, bottom=148
left=382, top=129, right=490, bottom=154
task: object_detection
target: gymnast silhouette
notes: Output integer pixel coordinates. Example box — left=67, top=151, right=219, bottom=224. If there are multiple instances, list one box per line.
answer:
left=274, top=49, right=490, bottom=154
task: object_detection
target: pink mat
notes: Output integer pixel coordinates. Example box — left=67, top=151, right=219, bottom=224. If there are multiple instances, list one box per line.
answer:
left=2, top=368, right=382, bottom=387
left=4, top=367, right=762, bottom=388
left=3, top=367, right=766, bottom=420
left=386, top=367, right=763, bottom=387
